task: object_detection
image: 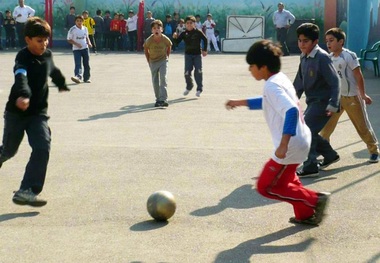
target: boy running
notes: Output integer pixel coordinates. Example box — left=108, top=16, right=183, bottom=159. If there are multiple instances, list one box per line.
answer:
left=226, top=40, right=330, bottom=225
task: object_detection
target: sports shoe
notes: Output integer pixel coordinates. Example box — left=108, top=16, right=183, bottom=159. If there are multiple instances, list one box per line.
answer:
left=84, top=79, right=91, bottom=83
left=289, top=214, right=319, bottom=225
left=369, top=154, right=379, bottom=163
left=296, top=170, right=319, bottom=178
left=71, top=76, right=81, bottom=84
left=12, top=188, right=47, bottom=207
left=196, top=91, right=201, bottom=97
left=318, top=155, right=340, bottom=170
left=183, top=89, right=190, bottom=96
left=161, top=101, right=169, bottom=107
left=314, top=192, right=331, bottom=224
left=154, top=101, right=162, bottom=107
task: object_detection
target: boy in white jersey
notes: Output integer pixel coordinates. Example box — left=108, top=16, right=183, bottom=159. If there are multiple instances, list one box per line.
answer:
left=321, top=28, right=379, bottom=163
left=226, top=40, right=330, bottom=225
left=67, top=15, right=92, bottom=83
left=202, top=14, right=220, bottom=52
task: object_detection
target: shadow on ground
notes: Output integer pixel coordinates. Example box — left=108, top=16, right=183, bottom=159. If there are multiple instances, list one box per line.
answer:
left=190, top=184, right=278, bottom=217
left=0, top=211, right=40, bottom=223
left=78, top=98, right=197, bottom=121
left=214, top=225, right=316, bottom=262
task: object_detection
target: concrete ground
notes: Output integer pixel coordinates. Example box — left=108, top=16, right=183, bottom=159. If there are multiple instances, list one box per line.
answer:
left=0, top=49, right=379, bottom=263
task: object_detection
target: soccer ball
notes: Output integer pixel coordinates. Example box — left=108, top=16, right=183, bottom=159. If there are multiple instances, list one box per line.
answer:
left=147, top=190, right=176, bottom=221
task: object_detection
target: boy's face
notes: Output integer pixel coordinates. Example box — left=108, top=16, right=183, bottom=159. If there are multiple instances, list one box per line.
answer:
left=325, top=34, right=343, bottom=53
left=119, top=15, right=124, bottom=20
left=185, top=21, right=195, bottom=31
left=6, top=12, right=11, bottom=17
left=249, top=64, right=265, bottom=81
left=114, top=14, right=119, bottom=19
left=26, top=36, right=49, bottom=56
left=75, top=18, right=83, bottom=28
left=297, top=34, right=318, bottom=55
left=147, top=13, right=152, bottom=18
left=82, top=13, right=88, bottom=19
left=207, top=16, right=212, bottom=21
left=151, top=25, right=163, bottom=36
left=196, top=17, right=200, bottom=22
left=70, top=8, right=75, bottom=14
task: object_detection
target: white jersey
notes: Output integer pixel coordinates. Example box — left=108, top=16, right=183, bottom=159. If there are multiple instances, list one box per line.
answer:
left=263, top=72, right=311, bottom=164
left=67, top=25, right=89, bottom=51
left=273, top=9, right=295, bottom=28
left=329, top=48, right=360, bottom=96
left=13, top=5, right=35, bottom=23
left=195, top=21, right=202, bottom=30
left=203, top=20, right=216, bottom=34
left=127, top=15, right=138, bottom=31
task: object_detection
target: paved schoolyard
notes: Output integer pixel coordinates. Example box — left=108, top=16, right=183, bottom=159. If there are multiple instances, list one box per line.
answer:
left=0, top=50, right=379, bottom=263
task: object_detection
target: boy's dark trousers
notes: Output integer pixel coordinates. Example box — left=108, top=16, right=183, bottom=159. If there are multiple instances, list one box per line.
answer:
left=302, top=102, right=338, bottom=172
left=184, top=54, right=203, bottom=92
left=0, top=112, right=51, bottom=194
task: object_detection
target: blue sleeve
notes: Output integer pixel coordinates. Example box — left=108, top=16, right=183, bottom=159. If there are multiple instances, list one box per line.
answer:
left=247, top=97, right=263, bottom=110
left=283, top=107, right=298, bottom=136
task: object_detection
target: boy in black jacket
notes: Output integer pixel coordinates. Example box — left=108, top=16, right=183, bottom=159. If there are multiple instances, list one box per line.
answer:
left=0, top=17, right=70, bottom=207
left=173, top=15, right=208, bottom=97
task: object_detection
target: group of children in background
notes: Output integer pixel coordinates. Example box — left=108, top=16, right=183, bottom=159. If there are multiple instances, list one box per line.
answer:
left=0, top=9, right=378, bottom=229
left=0, top=10, right=17, bottom=50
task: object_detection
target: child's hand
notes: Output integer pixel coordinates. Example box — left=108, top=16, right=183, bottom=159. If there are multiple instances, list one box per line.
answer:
left=202, top=51, right=207, bottom=57
left=88, top=42, right=92, bottom=48
left=16, top=97, right=30, bottom=111
left=362, top=94, right=373, bottom=105
left=173, top=32, right=178, bottom=39
left=275, top=145, right=288, bottom=159
left=225, top=100, right=238, bottom=110
left=76, top=43, right=82, bottom=48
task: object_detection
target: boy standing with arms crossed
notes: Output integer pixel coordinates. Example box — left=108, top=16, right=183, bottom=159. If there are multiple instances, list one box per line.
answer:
left=293, top=23, right=341, bottom=177
left=0, top=17, right=70, bottom=206
left=144, top=20, right=172, bottom=107
left=173, top=15, right=208, bottom=97
left=320, top=28, right=379, bottom=163
left=226, top=40, right=330, bottom=225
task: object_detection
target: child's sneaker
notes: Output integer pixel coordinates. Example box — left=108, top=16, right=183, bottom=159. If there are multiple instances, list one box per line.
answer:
left=71, top=76, right=81, bottom=84
left=369, top=154, right=379, bottom=163
left=84, top=79, right=91, bottom=83
left=289, top=214, right=319, bottom=225
left=318, top=155, right=340, bottom=170
left=183, top=89, right=190, bottom=96
left=196, top=91, right=201, bottom=97
left=12, top=188, right=47, bottom=207
left=314, top=192, right=331, bottom=224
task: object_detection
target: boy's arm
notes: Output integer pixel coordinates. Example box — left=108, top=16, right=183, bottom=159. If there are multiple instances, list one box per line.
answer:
left=49, top=52, right=70, bottom=92
left=199, top=30, right=208, bottom=52
left=13, top=53, right=32, bottom=99
left=352, top=67, right=372, bottom=104
left=320, top=56, right=340, bottom=112
left=144, top=45, right=150, bottom=63
left=226, top=97, right=263, bottom=110
left=293, top=62, right=304, bottom=98
left=276, top=107, right=298, bottom=159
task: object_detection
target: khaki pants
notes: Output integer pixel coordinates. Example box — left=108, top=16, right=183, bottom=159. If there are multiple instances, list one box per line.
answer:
left=320, top=96, right=379, bottom=154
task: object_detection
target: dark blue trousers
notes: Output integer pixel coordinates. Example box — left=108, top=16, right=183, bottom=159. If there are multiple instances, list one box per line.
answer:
left=184, top=54, right=203, bottom=92
left=0, top=112, right=51, bottom=194
left=73, top=48, right=90, bottom=81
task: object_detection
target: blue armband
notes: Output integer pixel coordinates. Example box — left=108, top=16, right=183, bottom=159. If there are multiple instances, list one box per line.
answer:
left=283, top=107, right=298, bottom=136
left=15, top=68, right=27, bottom=76
left=247, top=97, right=263, bottom=110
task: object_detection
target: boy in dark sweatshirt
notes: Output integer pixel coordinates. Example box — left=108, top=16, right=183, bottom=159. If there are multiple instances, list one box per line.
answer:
left=0, top=17, right=70, bottom=206
left=173, top=15, right=208, bottom=97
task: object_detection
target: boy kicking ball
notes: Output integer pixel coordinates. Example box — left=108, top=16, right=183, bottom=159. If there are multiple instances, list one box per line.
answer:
left=0, top=17, right=70, bottom=207
left=226, top=40, right=330, bottom=225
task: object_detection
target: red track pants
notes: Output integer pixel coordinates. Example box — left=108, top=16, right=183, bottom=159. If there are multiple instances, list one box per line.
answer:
left=256, top=159, right=319, bottom=220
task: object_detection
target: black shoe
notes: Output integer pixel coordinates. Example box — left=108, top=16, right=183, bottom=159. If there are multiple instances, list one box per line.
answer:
left=12, top=188, right=47, bottom=207
left=161, top=101, right=169, bottom=107
left=154, top=101, right=163, bottom=107
left=314, top=192, right=331, bottom=224
left=318, top=155, right=340, bottom=170
left=289, top=214, right=319, bottom=225
left=296, top=170, right=319, bottom=178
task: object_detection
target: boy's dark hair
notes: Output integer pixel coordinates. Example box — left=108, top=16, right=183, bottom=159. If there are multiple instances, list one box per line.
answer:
left=24, top=17, right=51, bottom=38
left=165, top=14, right=172, bottom=18
left=96, top=9, right=102, bottom=15
left=246, top=40, right=282, bottom=73
left=296, top=23, right=319, bottom=41
left=75, top=15, right=84, bottom=21
left=5, top=10, right=10, bottom=14
left=151, top=19, right=163, bottom=28
left=185, top=15, right=196, bottom=23
left=70, top=6, right=75, bottom=10
left=325, top=27, right=346, bottom=43
left=105, top=10, right=110, bottom=14
left=195, top=14, right=200, bottom=18
left=82, top=10, right=89, bottom=14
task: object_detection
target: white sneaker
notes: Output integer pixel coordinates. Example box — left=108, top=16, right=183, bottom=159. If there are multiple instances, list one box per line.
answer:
left=196, top=91, right=201, bottom=97
left=12, top=188, right=47, bottom=207
left=183, top=89, right=190, bottom=96
left=84, top=79, right=91, bottom=83
left=71, top=76, right=81, bottom=84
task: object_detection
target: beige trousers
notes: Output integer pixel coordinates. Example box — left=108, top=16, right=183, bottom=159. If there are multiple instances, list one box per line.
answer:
left=320, top=95, right=379, bottom=154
